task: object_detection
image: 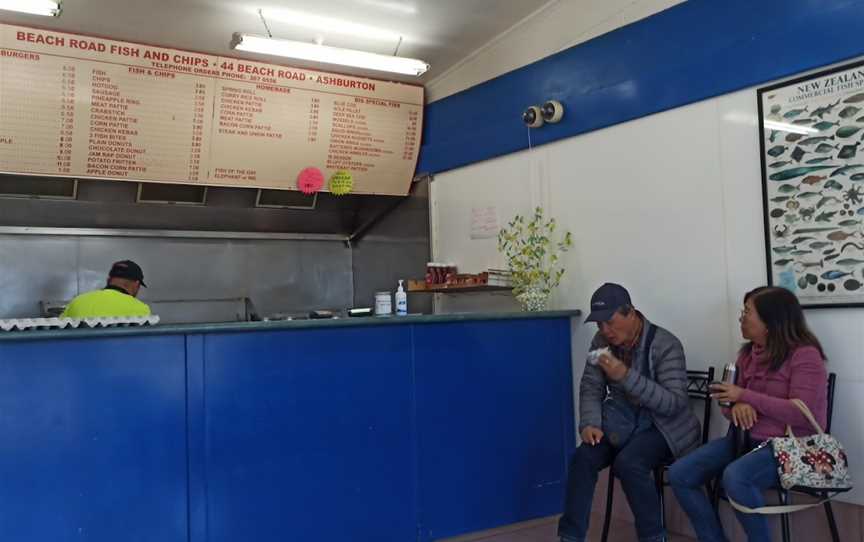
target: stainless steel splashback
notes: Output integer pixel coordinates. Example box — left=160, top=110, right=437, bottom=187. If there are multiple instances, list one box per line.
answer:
left=0, top=176, right=430, bottom=322
left=0, top=234, right=353, bottom=323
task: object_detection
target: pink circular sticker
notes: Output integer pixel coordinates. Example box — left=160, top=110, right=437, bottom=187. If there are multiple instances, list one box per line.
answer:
left=297, top=167, right=324, bottom=194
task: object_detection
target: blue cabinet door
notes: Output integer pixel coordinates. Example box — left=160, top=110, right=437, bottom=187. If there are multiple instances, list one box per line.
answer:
left=0, top=336, right=188, bottom=542
left=202, top=326, right=417, bottom=542
left=413, top=319, right=574, bottom=541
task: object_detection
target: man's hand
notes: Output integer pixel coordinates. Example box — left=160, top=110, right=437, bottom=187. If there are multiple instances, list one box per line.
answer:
left=580, top=426, right=604, bottom=446
left=730, top=403, right=758, bottom=430
left=598, top=352, right=629, bottom=381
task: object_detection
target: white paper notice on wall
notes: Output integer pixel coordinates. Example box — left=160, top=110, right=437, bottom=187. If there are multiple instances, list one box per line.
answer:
left=470, top=206, right=499, bottom=239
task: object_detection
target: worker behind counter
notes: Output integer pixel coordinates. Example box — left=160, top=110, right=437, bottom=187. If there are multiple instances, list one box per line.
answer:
left=61, top=260, right=151, bottom=318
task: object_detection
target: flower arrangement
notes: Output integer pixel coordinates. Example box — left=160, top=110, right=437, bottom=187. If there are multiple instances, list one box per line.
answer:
left=497, top=207, right=573, bottom=311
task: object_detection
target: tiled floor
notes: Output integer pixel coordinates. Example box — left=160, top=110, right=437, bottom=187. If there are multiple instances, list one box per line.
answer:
left=439, top=514, right=697, bottom=542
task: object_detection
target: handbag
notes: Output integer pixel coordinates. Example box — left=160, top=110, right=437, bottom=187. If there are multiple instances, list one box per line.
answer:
left=729, top=399, right=852, bottom=514
left=601, top=395, right=638, bottom=448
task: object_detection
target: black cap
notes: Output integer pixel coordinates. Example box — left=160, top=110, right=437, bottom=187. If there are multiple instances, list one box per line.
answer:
left=109, top=260, right=147, bottom=287
left=585, top=283, right=631, bottom=323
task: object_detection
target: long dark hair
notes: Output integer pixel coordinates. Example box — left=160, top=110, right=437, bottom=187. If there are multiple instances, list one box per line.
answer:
left=739, top=286, right=825, bottom=370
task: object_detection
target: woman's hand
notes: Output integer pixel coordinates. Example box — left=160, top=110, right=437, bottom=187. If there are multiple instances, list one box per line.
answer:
left=710, top=382, right=745, bottom=404
left=730, top=403, right=758, bottom=430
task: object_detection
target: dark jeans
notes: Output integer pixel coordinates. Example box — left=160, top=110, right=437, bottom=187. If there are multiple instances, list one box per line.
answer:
left=668, top=430, right=780, bottom=542
left=557, top=426, right=672, bottom=542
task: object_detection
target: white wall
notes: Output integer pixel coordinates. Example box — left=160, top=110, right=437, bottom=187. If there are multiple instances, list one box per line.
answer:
left=425, top=0, right=864, bottom=516
left=427, top=0, right=864, bottom=503
left=425, top=0, right=686, bottom=102
left=430, top=85, right=864, bottom=506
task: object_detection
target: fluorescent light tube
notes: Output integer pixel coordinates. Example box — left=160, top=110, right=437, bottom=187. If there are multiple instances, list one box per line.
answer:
left=0, top=0, right=61, bottom=16
left=764, top=120, right=818, bottom=135
left=358, top=0, right=417, bottom=15
left=231, top=33, right=429, bottom=76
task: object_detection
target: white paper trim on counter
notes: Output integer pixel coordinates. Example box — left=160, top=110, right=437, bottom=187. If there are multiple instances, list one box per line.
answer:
left=0, top=315, right=160, bottom=331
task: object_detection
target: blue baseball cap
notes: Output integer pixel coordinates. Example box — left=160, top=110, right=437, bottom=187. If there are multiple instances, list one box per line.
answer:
left=585, top=283, right=631, bottom=323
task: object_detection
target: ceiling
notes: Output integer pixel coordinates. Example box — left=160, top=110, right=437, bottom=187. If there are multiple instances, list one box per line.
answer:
left=0, top=0, right=552, bottom=84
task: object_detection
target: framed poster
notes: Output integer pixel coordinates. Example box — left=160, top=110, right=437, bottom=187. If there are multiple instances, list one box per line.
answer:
left=759, top=60, right=864, bottom=308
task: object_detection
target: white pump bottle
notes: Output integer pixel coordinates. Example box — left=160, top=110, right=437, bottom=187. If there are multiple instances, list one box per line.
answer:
left=395, top=280, right=408, bottom=316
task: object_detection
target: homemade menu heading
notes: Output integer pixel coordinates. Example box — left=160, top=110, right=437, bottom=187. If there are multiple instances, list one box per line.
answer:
left=0, top=24, right=424, bottom=195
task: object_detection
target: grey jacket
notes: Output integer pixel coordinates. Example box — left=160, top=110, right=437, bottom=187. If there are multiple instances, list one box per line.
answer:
left=579, top=316, right=701, bottom=458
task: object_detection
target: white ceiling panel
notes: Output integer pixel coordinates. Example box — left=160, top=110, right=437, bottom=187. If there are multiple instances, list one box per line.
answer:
left=0, top=0, right=553, bottom=83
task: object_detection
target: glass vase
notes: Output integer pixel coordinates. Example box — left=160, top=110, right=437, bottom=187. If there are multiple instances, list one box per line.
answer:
left=516, top=285, right=548, bottom=312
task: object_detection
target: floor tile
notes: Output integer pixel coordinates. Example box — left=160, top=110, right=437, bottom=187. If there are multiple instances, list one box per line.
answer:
left=436, top=514, right=698, bottom=542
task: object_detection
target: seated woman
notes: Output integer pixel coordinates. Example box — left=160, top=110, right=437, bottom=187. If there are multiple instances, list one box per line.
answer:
left=668, top=286, right=828, bottom=542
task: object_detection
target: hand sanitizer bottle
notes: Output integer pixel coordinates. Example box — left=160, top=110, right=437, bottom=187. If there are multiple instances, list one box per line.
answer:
left=395, top=280, right=408, bottom=316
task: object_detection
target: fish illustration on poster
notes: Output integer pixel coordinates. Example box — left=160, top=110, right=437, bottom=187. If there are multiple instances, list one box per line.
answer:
left=759, top=59, right=864, bottom=308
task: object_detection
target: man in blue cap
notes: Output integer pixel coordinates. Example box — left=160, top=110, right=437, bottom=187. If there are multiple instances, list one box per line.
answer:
left=558, top=283, right=700, bottom=542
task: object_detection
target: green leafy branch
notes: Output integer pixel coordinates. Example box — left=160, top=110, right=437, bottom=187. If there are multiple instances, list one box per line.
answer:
left=497, top=207, right=573, bottom=297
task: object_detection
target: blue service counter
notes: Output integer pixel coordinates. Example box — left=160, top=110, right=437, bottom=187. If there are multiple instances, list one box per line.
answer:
left=0, top=311, right=578, bottom=542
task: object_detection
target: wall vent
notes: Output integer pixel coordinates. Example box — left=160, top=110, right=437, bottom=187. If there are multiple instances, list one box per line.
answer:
left=0, top=175, right=77, bottom=199
left=136, top=183, right=208, bottom=205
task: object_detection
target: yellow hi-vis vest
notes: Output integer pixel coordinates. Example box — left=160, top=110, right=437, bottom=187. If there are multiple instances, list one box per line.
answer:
left=61, top=288, right=151, bottom=318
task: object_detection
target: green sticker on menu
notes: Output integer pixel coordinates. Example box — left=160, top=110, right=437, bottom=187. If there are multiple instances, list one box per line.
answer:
left=329, top=170, right=354, bottom=195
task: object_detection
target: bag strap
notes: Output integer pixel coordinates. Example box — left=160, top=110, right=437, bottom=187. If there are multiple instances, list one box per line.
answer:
left=788, top=398, right=825, bottom=436
left=644, top=324, right=657, bottom=373
left=729, top=494, right=836, bottom=515
left=645, top=323, right=657, bottom=348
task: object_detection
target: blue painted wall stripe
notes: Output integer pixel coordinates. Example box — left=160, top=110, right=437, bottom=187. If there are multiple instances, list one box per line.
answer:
left=418, top=0, right=864, bottom=174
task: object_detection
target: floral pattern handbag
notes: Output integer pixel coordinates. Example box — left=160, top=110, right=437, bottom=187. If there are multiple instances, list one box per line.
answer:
left=730, top=398, right=852, bottom=515
left=772, top=399, right=852, bottom=493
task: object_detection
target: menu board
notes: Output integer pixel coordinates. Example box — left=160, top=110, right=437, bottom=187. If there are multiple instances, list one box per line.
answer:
left=0, top=24, right=423, bottom=195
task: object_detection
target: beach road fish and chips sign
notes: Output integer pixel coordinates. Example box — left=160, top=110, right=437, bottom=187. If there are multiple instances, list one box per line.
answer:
left=0, top=24, right=423, bottom=195
left=759, top=60, right=864, bottom=307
